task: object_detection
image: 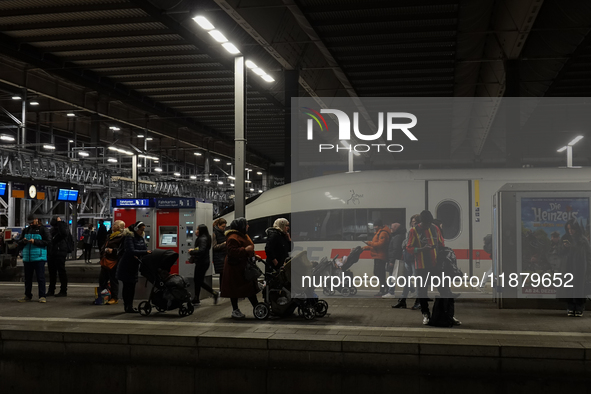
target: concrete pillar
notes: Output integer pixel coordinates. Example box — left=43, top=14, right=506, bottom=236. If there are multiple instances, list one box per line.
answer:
left=284, top=69, right=298, bottom=184
left=234, top=56, right=246, bottom=219
left=505, top=59, right=521, bottom=168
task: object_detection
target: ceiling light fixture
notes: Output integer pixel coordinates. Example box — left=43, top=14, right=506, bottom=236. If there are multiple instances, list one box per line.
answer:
left=193, top=16, right=215, bottom=30
left=12, top=96, right=21, bottom=100
left=174, top=172, right=181, bottom=177
left=257, top=171, right=262, bottom=175
left=208, top=30, right=228, bottom=43
left=569, top=136, right=584, bottom=146
left=154, top=167, right=163, bottom=172
left=107, top=158, right=117, bottom=163
left=245, top=60, right=257, bottom=69
left=204, top=178, right=211, bottom=183
left=0, top=135, right=15, bottom=141
left=222, top=42, right=240, bottom=54
left=43, top=144, right=56, bottom=150
left=66, top=113, right=76, bottom=117
left=218, top=181, right=223, bottom=185
left=190, top=175, right=197, bottom=180
left=213, top=158, right=220, bottom=162
left=78, top=151, right=89, bottom=157
left=194, top=152, right=202, bottom=156
left=30, top=101, right=39, bottom=106
left=261, top=74, right=275, bottom=82
left=137, top=134, right=144, bottom=138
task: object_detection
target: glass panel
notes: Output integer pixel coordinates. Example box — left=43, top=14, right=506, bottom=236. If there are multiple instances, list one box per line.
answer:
left=248, top=217, right=269, bottom=244
left=436, top=200, right=461, bottom=239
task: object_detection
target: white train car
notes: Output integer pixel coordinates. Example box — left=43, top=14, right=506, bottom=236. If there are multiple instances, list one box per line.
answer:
left=222, top=168, right=591, bottom=279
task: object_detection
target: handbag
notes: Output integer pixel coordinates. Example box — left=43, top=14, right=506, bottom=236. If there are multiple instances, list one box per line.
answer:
left=244, top=261, right=263, bottom=281
left=100, top=256, right=117, bottom=269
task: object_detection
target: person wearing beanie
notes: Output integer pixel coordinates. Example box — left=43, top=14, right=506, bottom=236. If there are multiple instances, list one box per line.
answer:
left=17, top=214, right=51, bottom=303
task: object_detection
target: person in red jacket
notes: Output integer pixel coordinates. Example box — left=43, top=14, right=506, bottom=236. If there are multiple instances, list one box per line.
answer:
left=363, top=219, right=391, bottom=296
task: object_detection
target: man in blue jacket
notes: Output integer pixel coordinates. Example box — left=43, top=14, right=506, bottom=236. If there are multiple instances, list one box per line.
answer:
left=17, top=214, right=51, bottom=303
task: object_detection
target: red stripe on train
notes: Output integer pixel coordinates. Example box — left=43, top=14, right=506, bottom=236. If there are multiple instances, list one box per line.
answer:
left=330, top=248, right=491, bottom=260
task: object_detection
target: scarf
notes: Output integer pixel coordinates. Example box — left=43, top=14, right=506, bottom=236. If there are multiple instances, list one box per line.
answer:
left=109, top=230, right=121, bottom=240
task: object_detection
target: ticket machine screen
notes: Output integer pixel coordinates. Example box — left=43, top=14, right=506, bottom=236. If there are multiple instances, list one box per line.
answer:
left=159, top=226, right=178, bottom=247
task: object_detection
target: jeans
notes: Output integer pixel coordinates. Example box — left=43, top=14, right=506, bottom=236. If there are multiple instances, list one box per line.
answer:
left=373, top=259, right=387, bottom=294
left=400, top=261, right=416, bottom=298
left=48, top=256, right=68, bottom=293
left=121, top=281, right=136, bottom=309
left=24, top=260, right=46, bottom=298
left=83, top=244, right=92, bottom=261
left=567, top=298, right=585, bottom=312
left=193, top=262, right=216, bottom=301
left=99, top=265, right=119, bottom=300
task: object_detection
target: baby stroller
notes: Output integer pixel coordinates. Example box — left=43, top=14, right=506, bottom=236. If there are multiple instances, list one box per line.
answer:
left=137, top=249, right=194, bottom=317
left=253, top=251, right=329, bottom=320
left=312, top=246, right=364, bottom=297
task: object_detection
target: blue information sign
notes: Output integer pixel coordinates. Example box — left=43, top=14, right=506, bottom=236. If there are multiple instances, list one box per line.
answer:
left=57, top=189, right=79, bottom=201
left=155, top=198, right=196, bottom=208
left=0, top=182, right=6, bottom=197
left=112, top=198, right=153, bottom=208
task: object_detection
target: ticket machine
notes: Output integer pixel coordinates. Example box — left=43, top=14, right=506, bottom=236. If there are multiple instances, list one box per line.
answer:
left=112, top=197, right=212, bottom=276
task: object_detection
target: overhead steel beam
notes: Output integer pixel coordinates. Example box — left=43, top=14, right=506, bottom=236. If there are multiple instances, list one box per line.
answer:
left=0, top=3, right=141, bottom=17
left=4, top=17, right=156, bottom=32
left=19, top=29, right=177, bottom=43
left=41, top=39, right=189, bottom=53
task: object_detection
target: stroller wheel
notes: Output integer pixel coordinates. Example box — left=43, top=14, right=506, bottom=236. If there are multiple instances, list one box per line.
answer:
left=315, top=300, right=329, bottom=317
left=179, top=305, right=188, bottom=317
left=341, top=287, right=351, bottom=297
left=186, top=302, right=194, bottom=316
left=155, top=306, right=166, bottom=313
left=302, top=305, right=316, bottom=320
left=253, top=302, right=271, bottom=320
left=350, top=287, right=358, bottom=296
left=138, top=301, right=152, bottom=316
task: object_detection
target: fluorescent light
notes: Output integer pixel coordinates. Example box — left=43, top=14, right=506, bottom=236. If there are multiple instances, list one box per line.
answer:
left=78, top=151, right=89, bottom=157
left=249, top=188, right=254, bottom=192
left=194, top=152, right=202, bottom=156
left=43, top=144, right=56, bottom=150
left=557, top=146, right=567, bottom=153
left=107, top=158, right=117, bottom=163
left=190, top=175, right=197, bottom=180
left=204, top=178, right=211, bottom=183
left=108, top=146, right=118, bottom=151
left=230, top=183, right=235, bottom=187
left=30, top=101, right=39, bottom=106
left=154, top=167, right=162, bottom=172
left=226, top=162, right=232, bottom=165
left=261, top=74, right=275, bottom=82
left=245, top=180, right=252, bottom=183
left=193, top=16, right=215, bottom=30
left=208, top=30, right=228, bottom=43
left=137, top=164, right=142, bottom=168
left=213, top=158, right=220, bottom=162
left=109, top=126, right=120, bottom=131
left=222, top=42, right=240, bottom=54
left=252, top=68, right=265, bottom=76
left=154, top=160, right=159, bottom=163
left=174, top=172, right=181, bottom=177
left=67, top=113, right=75, bottom=117
left=568, top=136, right=584, bottom=146
left=218, top=181, right=223, bottom=185
left=258, top=190, right=263, bottom=193
left=228, top=176, right=235, bottom=180
left=68, top=139, right=74, bottom=143
left=0, top=135, right=15, bottom=141
left=145, top=137, right=153, bottom=141
left=245, top=60, right=257, bottom=69
left=12, top=96, right=21, bottom=100
left=137, top=134, right=144, bottom=138
left=257, top=171, right=262, bottom=175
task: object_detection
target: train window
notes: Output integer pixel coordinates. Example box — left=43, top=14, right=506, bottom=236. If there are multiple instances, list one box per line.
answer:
left=343, top=209, right=367, bottom=241
left=436, top=200, right=461, bottom=240
left=248, top=217, right=269, bottom=244
left=321, top=210, right=342, bottom=240
left=292, top=210, right=341, bottom=241
left=367, top=209, right=407, bottom=238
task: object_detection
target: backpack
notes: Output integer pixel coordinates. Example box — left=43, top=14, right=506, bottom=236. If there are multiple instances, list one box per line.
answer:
left=437, top=246, right=463, bottom=278
left=428, top=298, right=455, bottom=327
left=483, top=234, right=492, bottom=255
left=65, top=231, right=75, bottom=253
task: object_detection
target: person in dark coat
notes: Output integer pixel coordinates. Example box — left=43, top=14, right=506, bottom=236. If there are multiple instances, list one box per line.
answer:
left=211, top=218, right=227, bottom=290
left=116, top=221, right=151, bottom=313
left=96, top=220, right=108, bottom=253
left=47, top=216, right=69, bottom=297
left=98, top=219, right=125, bottom=305
left=264, top=218, right=293, bottom=274
left=81, top=224, right=97, bottom=264
left=383, top=223, right=406, bottom=298
left=560, top=219, right=591, bottom=317
left=189, top=224, right=219, bottom=306
left=220, top=217, right=260, bottom=319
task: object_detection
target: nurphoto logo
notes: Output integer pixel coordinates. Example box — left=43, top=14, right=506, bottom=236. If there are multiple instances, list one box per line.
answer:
left=302, top=107, right=418, bottom=153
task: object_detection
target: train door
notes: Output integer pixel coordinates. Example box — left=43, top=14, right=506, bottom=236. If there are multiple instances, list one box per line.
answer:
left=428, top=180, right=471, bottom=274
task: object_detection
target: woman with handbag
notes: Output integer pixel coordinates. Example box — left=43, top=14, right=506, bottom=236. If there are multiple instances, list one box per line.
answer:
left=98, top=220, right=125, bottom=305
left=189, top=224, right=219, bottom=306
left=220, top=217, right=260, bottom=319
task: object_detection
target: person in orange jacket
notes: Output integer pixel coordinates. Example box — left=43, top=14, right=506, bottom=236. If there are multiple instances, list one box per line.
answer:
left=363, top=219, right=391, bottom=296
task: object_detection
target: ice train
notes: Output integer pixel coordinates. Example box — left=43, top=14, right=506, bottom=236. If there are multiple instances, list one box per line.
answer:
left=221, top=168, right=591, bottom=279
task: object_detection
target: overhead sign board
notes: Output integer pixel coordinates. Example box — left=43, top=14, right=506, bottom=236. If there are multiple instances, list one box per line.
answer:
left=112, top=198, right=153, bottom=208
left=155, top=198, right=196, bottom=209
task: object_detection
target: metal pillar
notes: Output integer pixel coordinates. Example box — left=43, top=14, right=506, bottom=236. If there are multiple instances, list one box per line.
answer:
left=567, top=146, right=573, bottom=168
left=132, top=155, right=138, bottom=198
left=505, top=59, right=521, bottom=168
left=20, top=88, right=26, bottom=150
left=284, top=69, right=298, bottom=184
left=7, top=182, right=15, bottom=227
left=234, top=56, right=246, bottom=219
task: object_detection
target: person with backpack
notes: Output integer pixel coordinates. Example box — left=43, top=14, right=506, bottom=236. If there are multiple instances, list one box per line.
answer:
left=382, top=222, right=406, bottom=298
left=96, top=220, right=108, bottom=256
left=406, top=210, right=446, bottom=325
left=81, top=224, right=97, bottom=264
left=47, top=216, right=69, bottom=297
left=363, top=218, right=391, bottom=297
left=17, top=214, right=51, bottom=303
left=98, top=220, right=125, bottom=305
left=188, top=224, right=219, bottom=306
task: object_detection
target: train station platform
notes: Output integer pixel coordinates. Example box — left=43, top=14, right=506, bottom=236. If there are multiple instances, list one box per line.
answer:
left=1, top=282, right=591, bottom=393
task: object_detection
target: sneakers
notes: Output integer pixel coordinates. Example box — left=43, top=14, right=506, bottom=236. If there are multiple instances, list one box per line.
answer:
left=382, top=293, right=396, bottom=299
left=392, top=300, right=407, bottom=309
left=18, top=296, right=32, bottom=303
left=422, top=313, right=430, bottom=325
left=106, top=299, right=119, bottom=305
left=55, top=292, right=67, bottom=297
left=567, top=310, right=575, bottom=317
left=39, top=297, right=47, bottom=303
left=452, top=317, right=462, bottom=326
left=213, top=292, right=219, bottom=305
left=575, top=311, right=583, bottom=317
left=231, top=309, right=246, bottom=319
